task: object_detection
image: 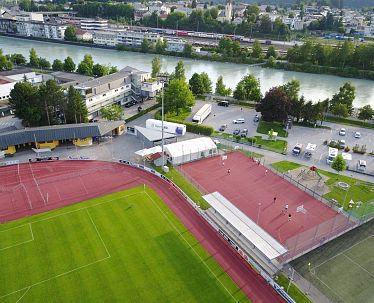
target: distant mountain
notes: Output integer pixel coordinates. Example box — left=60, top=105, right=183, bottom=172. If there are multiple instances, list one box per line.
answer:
left=239, top=1, right=374, bottom=8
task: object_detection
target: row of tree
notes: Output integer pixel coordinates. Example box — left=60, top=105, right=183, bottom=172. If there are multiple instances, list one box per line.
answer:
left=287, top=40, right=374, bottom=71
left=6, top=48, right=118, bottom=77
left=9, top=80, right=88, bottom=127
left=73, top=2, right=134, bottom=21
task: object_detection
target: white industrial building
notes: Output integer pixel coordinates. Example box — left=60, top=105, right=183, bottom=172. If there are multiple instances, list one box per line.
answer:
left=117, top=30, right=161, bottom=48
left=80, top=19, right=108, bottom=31
left=164, top=137, right=217, bottom=165
left=204, top=192, right=287, bottom=276
left=0, top=68, right=43, bottom=101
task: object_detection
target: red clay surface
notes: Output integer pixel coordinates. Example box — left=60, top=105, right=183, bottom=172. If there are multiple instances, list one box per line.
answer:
left=180, top=152, right=352, bottom=258
left=0, top=161, right=284, bottom=303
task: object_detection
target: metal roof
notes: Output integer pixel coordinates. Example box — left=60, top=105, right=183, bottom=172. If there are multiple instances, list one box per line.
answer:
left=0, top=121, right=124, bottom=148
left=203, top=192, right=287, bottom=260
left=135, top=126, right=175, bottom=142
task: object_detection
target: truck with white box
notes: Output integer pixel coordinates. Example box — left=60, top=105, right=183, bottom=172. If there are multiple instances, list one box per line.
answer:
left=192, top=104, right=212, bottom=124
left=146, top=119, right=186, bottom=136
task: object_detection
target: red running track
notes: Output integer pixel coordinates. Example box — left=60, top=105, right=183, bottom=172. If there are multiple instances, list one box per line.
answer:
left=0, top=161, right=284, bottom=303
left=180, top=151, right=349, bottom=246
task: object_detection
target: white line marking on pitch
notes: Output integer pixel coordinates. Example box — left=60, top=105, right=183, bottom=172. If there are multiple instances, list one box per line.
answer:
left=144, top=190, right=240, bottom=303
left=342, top=253, right=374, bottom=278
left=0, top=225, right=35, bottom=251
left=86, top=209, right=111, bottom=258
left=311, top=235, right=373, bottom=271
left=15, top=287, right=30, bottom=303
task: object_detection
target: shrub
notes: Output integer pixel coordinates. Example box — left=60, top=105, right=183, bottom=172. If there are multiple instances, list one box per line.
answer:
left=344, top=146, right=350, bottom=152
left=164, top=116, right=214, bottom=136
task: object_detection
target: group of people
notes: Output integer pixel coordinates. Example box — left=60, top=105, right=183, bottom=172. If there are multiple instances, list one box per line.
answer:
left=274, top=197, right=292, bottom=221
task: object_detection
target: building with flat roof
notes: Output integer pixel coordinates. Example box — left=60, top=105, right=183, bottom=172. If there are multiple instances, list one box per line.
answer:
left=74, top=66, right=162, bottom=117
left=80, top=18, right=108, bottom=31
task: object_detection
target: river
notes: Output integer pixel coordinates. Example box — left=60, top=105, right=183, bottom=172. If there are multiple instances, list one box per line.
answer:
left=1, top=36, right=373, bottom=107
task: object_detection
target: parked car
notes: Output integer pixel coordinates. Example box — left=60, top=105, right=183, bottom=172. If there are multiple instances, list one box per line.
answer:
left=339, top=128, right=346, bottom=136
left=292, top=143, right=303, bottom=156
left=338, top=139, right=346, bottom=148
left=124, top=101, right=135, bottom=108
left=354, top=132, right=361, bottom=138
left=233, top=129, right=240, bottom=135
left=217, top=101, right=229, bottom=107
left=233, top=118, right=245, bottom=124
left=240, top=129, right=248, bottom=137
left=357, top=160, right=366, bottom=171
left=253, top=114, right=260, bottom=122
left=218, top=124, right=227, bottom=132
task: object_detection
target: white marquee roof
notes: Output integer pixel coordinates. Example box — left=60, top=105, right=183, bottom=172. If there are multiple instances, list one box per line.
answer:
left=203, top=192, right=287, bottom=260
left=164, top=137, right=216, bottom=158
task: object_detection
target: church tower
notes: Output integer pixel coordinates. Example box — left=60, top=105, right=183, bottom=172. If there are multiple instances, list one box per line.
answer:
left=225, top=0, right=232, bottom=22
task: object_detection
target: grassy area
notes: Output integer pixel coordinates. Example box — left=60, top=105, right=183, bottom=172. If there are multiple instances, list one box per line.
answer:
left=152, top=165, right=210, bottom=210
left=271, top=161, right=303, bottom=173
left=256, top=121, right=289, bottom=138
left=276, top=274, right=313, bottom=303
left=155, top=109, right=191, bottom=123
left=325, top=116, right=374, bottom=130
left=254, top=136, right=288, bottom=154
left=291, top=220, right=374, bottom=303
left=319, top=169, right=374, bottom=214
left=270, top=160, right=374, bottom=216
left=0, top=187, right=249, bottom=302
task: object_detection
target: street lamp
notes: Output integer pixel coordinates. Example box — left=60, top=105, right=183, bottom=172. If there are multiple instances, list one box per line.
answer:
left=157, top=75, right=167, bottom=168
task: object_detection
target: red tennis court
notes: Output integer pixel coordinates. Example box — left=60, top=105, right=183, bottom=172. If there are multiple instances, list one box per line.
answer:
left=180, top=151, right=354, bottom=260
left=0, top=160, right=284, bottom=303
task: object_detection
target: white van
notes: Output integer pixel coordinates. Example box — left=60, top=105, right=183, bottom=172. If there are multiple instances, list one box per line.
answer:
left=326, top=147, right=338, bottom=165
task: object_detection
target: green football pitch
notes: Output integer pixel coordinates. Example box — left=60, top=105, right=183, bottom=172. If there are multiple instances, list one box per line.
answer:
left=0, top=186, right=250, bottom=303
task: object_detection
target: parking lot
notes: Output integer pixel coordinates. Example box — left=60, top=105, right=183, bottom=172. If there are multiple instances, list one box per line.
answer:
left=188, top=100, right=260, bottom=137
left=189, top=100, right=374, bottom=174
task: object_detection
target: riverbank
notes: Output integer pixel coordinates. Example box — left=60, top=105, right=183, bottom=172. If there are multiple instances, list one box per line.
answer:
left=270, top=61, right=374, bottom=81
left=1, top=34, right=373, bottom=106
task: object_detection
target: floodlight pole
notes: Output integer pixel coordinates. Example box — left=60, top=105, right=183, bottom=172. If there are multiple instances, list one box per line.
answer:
left=161, top=80, right=165, bottom=167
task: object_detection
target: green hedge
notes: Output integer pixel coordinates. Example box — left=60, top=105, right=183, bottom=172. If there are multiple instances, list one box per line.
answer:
left=125, top=103, right=160, bottom=123
left=325, top=116, right=374, bottom=130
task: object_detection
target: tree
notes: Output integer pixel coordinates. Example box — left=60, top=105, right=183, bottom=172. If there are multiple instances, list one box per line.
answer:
left=0, top=50, right=12, bottom=71
left=215, top=75, right=231, bottom=96
left=92, top=63, right=109, bottom=77
left=38, top=57, right=50, bottom=69
left=9, top=82, right=41, bottom=126
left=331, top=103, right=349, bottom=117
left=358, top=105, right=374, bottom=121
left=65, top=86, right=88, bottom=124
left=266, top=46, right=278, bottom=59
left=29, top=48, right=39, bottom=67
left=251, top=40, right=263, bottom=58
left=38, top=80, right=65, bottom=126
left=163, top=79, right=195, bottom=115
left=330, top=82, right=355, bottom=115
left=8, top=54, right=26, bottom=65
left=331, top=154, right=346, bottom=176
left=259, top=15, right=272, bottom=34
left=189, top=73, right=204, bottom=95
left=109, top=66, right=118, bottom=74
left=141, top=37, right=149, bottom=53
left=156, top=38, right=166, bottom=54
left=233, top=74, right=261, bottom=101
left=281, top=80, right=300, bottom=103
left=191, top=0, right=197, bottom=8
left=200, top=72, right=212, bottom=94
left=100, top=104, right=124, bottom=121
left=63, top=56, right=76, bottom=72
left=151, top=56, right=161, bottom=78
left=174, top=60, right=185, bottom=81
left=64, top=26, right=77, bottom=41
left=256, top=87, right=290, bottom=122
left=77, top=54, right=94, bottom=75
left=183, top=43, right=193, bottom=57
left=52, top=59, right=64, bottom=71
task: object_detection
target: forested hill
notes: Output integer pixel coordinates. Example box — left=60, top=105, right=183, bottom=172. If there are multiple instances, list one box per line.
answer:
left=241, top=0, right=373, bottom=8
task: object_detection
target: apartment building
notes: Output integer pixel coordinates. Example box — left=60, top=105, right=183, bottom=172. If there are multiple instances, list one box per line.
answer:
left=117, top=30, right=161, bottom=47
left=75, top=66, right=162, bottom=117
left=80, top=19, right=108, bottom=31
left=92, top=30, right=119, bottom=46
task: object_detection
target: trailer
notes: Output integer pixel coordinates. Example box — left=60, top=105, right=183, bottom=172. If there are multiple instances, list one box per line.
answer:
left=146, top=119, right=186, bottom=136
left=192, top=104, right=212, bottom=124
